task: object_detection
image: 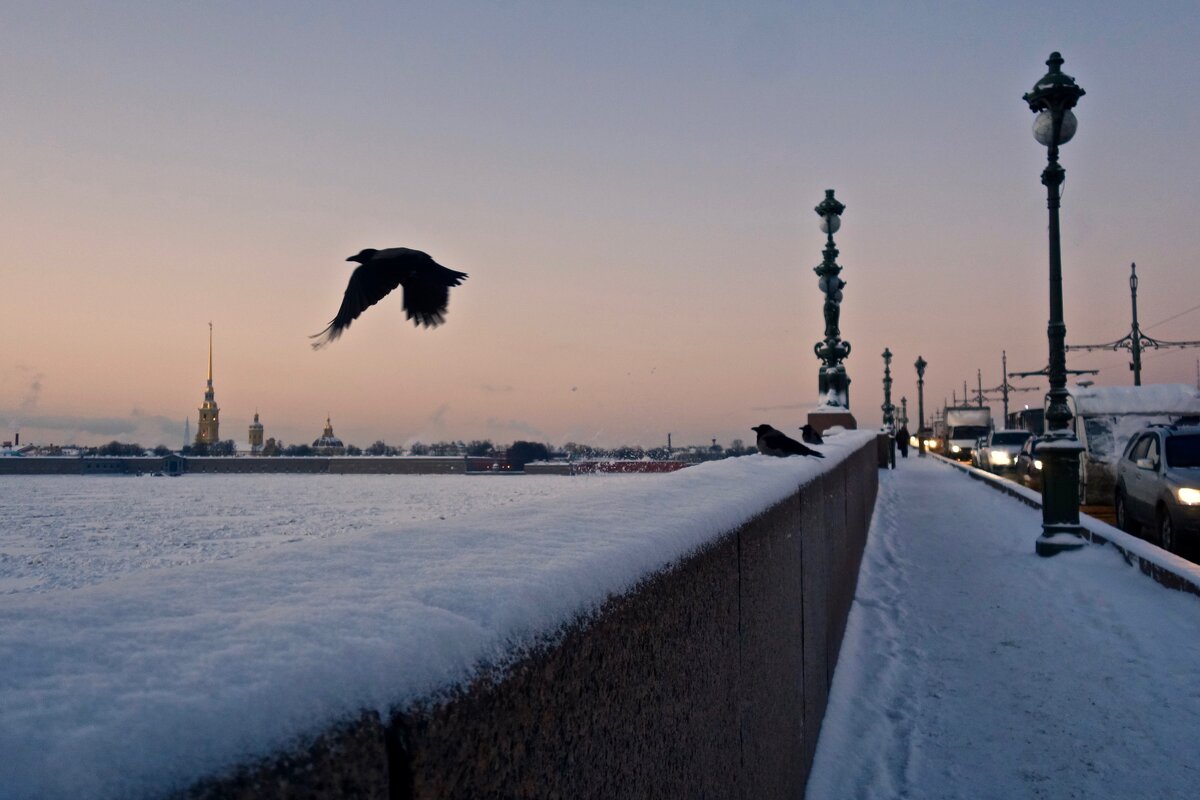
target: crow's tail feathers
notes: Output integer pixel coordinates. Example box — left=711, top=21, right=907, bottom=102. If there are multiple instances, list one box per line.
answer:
left=309, top=322, right=343, bottom=350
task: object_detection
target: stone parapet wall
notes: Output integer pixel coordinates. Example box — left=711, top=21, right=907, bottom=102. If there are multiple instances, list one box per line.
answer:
left=176, top=440, right=877, bottom=799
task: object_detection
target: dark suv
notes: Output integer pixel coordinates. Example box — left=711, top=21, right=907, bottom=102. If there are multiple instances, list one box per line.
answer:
left=1114, top=423, right=1200, bottom=553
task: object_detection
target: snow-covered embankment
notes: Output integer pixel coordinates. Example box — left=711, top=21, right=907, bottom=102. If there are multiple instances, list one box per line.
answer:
left=1, top=431, right=879, bottom=799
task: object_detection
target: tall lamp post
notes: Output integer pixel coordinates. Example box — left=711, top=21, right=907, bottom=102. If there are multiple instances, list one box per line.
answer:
left=812, top=190, right=852, bottom=415
left=915, top=356, right=928, bottom=457
left=899, top=396, right=909, bottom=429
left=1025, top=52, right=1086, bottom=556
left=882, top=348, right=896, bottom=468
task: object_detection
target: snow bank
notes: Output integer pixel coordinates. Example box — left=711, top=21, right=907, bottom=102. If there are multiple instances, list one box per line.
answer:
left=0, top=431, right=873, bottom=800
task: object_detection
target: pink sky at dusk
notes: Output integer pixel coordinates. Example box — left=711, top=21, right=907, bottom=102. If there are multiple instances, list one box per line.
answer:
left=3, top=2, right=1199, bottom=449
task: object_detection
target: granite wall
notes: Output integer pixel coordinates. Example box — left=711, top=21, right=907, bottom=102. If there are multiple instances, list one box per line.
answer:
left=180, top=439, right=879, bottom=800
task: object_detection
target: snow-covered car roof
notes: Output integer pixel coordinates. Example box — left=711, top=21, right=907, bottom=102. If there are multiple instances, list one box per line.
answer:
left=1068, top=384, right=1200, bottom=416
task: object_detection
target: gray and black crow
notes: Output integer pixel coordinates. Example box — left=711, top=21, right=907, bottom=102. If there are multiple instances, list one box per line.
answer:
left=752, top=424, right=824, bottom=458
left=800, top=424, right=824, bottom=445
left=311, top=247, right=468, bottom=349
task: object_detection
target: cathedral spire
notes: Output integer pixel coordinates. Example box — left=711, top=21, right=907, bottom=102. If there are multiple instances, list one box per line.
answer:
left=197, top=322, right=220, bottom=446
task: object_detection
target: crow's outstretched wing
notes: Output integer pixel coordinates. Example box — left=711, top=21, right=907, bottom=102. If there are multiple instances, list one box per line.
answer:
left=402, top=264, right=468, bottom=327
left=310, top=262, right=403, bottom=349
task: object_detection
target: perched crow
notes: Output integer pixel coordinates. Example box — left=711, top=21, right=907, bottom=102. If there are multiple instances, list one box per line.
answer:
left=311, top=247, right=468, bottom=349
left=752, top=424, right=824, bottom=458
left=800, top=424, right=824, bottom=445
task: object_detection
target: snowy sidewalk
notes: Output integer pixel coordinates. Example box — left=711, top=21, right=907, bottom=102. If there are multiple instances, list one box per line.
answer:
left=806, top=456, right=1200, bottom=799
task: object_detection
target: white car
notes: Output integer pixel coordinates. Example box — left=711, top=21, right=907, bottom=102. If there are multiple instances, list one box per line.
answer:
left=977, top=429, right=1033, bottom=474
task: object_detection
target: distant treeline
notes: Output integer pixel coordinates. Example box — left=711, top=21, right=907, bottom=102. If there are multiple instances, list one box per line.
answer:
left=31, top=438, right=757, bottom=465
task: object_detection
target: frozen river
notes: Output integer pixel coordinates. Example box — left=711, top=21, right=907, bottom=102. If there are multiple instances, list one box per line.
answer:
left=0, top=472, right=646, bottom=595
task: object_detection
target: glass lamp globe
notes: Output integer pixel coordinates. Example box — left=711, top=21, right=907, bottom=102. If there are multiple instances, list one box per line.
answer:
left=1032, top=108, right=1077, bottom=146
left=820, top=214, right=841, bottom=234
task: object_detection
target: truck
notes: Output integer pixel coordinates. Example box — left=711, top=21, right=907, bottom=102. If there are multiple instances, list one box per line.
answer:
left=942, top=406, right=993, bottom=462
left=1063, top=384, right=1200, bottom=505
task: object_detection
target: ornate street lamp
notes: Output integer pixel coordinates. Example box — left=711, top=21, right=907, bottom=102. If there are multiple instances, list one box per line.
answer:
left=882, top=348, right=896, bottom=467
left=1024, top=51, right=1086, bottom=556
left=915, top=356, right=927, bottom=456
left=813, top=190, right=851, bottom=409
left=899, top=396, right=909, bottom=428
left=881, top=348, right=896, bottom=428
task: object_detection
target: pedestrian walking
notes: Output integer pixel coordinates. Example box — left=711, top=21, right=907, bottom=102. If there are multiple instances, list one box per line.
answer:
left=897, top=424, right=910, bottom=458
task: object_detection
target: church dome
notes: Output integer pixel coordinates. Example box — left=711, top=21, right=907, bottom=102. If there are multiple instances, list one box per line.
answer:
left=312, top=415, right=345, bottom=453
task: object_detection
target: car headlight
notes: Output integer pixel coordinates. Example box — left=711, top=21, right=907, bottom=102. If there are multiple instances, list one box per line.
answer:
left=951, top=444, right=961, bottom=453
left=909, top=436, right=919, bottom=447
left=1033, top=459, right=1043, bottom=471
left=1177, top=487, right=1200, bottom=506
left=989, top=451, right=1012, bottom=466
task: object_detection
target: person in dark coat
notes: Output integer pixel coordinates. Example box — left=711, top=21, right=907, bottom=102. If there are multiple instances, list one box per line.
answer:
left=896, top=424, right=910, bottom=458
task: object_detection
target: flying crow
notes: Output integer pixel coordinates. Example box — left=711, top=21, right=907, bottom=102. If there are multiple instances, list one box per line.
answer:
left=800, top=424, right=824, bottom=445
left=311, top=247, right=468, bottom=349
left=752, top=424, right=824, bottom=458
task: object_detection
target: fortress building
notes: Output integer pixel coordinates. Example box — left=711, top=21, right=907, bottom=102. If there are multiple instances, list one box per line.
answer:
left=196, top=322, right=220, bottom=445
left=248, top=411, right=264, bottom=455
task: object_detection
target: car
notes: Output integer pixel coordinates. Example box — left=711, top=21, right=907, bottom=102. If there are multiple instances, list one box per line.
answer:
left=977, top=429, right=1034, bottom=474
left=1015, top=435, right=1044, bottom=491
left=1113, top=423, right=1200, bottom=553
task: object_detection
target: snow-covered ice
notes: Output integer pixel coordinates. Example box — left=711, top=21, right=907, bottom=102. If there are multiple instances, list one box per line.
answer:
left=807, top=455, right=1200, bottom=799
left=0, top=431, right=871, bottom=800
left=0, top=473, right=652, bottom=595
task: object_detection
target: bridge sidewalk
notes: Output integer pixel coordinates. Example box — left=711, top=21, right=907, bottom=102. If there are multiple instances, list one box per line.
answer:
left=805, top=455, right=1200, bottom=799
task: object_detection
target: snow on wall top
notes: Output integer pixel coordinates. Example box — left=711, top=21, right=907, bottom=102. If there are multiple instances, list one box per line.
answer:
left=1069, top=383, right=1200, bottom=416
left=0, top=430, right=874, bottom=800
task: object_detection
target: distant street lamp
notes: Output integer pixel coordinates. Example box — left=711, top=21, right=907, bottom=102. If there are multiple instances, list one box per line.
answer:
left=1024, top=51, right=1086, bottom=556
left=915, top=356, right=927, bottom=457
left=899, top=396, right=909, bottom=429
left=882, top=348, right=896, bottom=468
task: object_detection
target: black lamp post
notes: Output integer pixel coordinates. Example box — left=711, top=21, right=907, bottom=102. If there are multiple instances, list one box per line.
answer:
left=1025, top=51, right=1086, bottom=556
left=899, top=396, right=908, bottom=428
left=881, top=348, right=896, bottom=427
left=915, top=356, right=927, bottom=456
left=813, top=190, right=851, bottom=408
left=882, top=348, right=896, bottom=468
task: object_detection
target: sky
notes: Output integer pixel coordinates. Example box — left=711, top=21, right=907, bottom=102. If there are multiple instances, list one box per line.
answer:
left=3, top=1, right=1200, bottom=449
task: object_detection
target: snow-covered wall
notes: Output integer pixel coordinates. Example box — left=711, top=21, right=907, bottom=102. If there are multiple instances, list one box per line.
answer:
left=1, top=432, right=879, bottom=800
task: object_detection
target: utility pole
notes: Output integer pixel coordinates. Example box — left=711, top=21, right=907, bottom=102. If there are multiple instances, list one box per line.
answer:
left=1068, top=263, right=1200, bottom=385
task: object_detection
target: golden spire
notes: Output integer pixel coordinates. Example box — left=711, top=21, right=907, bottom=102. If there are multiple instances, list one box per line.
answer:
left=207, top=321, right=213, bottom=386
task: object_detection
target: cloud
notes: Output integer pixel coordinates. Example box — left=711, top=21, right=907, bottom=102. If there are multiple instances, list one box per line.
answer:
left=485, top=417, right=546, bottom=439
left=428, top=404, right=450, bottom=426
left=20, top=373, right=44, bottom=412
left=750, top=402, right=813, bottom=412
left=129, top=408, right=184, bottom=438
left=0, top=412, right=138, bottom=437
left=0, top=409, right=184, bottom=445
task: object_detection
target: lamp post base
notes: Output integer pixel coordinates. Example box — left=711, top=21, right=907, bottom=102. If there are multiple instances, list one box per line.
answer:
left=1035, top=527, right=1087, bottom=557
left=807, top=410, right=857, bottom=436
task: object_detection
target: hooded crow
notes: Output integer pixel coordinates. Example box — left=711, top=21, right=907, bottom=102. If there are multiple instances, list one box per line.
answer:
left=752, top=424, right=824, bottom=458
left=311, top=247, right=468, bottom=349
left=800, top=424, right=824, bottom=445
